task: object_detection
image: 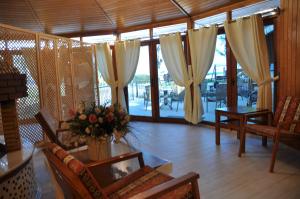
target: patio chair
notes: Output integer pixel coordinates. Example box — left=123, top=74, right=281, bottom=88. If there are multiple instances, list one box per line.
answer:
left=43, top=142, right=200, bottom=199
left=35, top=108, right=86, bottom=150
left=206, top=83, right=227, bottom=112
left=143, top=85, right=150, bottom=110
left=239, top=96, right=300, bottom=172
left=170, top=90, right=185, bottom=111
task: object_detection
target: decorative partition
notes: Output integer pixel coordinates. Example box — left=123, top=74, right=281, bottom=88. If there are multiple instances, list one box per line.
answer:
left=0, top=24, right=98, bottom=144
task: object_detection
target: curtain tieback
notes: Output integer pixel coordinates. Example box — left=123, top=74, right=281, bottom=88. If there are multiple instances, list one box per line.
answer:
left=258, top=76, right=279, bottom=87
left=185, top=79, right=193, bottom=88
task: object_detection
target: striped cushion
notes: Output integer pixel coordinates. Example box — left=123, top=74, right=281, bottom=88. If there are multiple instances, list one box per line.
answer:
left=273, top=96, right=300, bottom=134
left=109, top=170, right=192, bottom=199
left=48, top=143, right=104, bottom=199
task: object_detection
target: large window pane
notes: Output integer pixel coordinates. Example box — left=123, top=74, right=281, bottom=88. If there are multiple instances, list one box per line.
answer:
left=237, top=24, right=275, bottom=108
left=194, top=13, right=226, bottom=28
left=82, top=35, right=116, bottom=44
left=128, top=45, right=151, bottom=116
left=120, top=29, right=150, bottom=41
left=156, top=44, right=184, bottom=118
left=201, top=34, right=227, bottom=122
left=153, top=23, right=187, bottom=39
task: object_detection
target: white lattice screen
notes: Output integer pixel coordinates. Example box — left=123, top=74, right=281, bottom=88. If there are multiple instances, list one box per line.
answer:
left=0, top=24, right=99, bottom=144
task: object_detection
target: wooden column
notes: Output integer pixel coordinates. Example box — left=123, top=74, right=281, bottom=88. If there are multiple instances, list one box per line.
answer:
left=2, top=100, right=21, bottom=152
left=226, top=11, right=237, bottom=107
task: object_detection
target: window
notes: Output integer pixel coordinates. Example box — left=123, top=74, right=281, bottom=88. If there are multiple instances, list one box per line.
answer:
left=194, top=13, right=226, bottom=28
left=82, top=35, right=116, bottom=44
left=232, top=0, right=279, bottom=19
left=201, top=34, right=227, bottom=122
left=71, top=37, right=80, bottom=41
left=237, top=24, right=275, bottom=108
left=156, top=43, right=185, bottom=118
left=120, top=29, right=150, bottom=41
left=153, top=23, right=187, bottom=39
left=127, top=45, right=151, bottom=116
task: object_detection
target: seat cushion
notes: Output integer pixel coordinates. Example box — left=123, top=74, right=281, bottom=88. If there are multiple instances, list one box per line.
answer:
left=109, top=169, right=192, bottom=199
left=245, top=124, right=280, bottom=137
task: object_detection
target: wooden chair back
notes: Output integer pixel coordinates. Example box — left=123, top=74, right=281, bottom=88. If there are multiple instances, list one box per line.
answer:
left=44, top=149, right=95, bottom=199
left=35, top=108, right=59, bottom=143
left=272, top=96, right=300, bottom=133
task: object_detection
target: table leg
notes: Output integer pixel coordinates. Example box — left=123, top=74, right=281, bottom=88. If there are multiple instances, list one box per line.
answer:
left=262, top=136, right=267, bottom=146
left=240, top=115, right=246, bottom=153
left=215, top=111, right=220, bottom=145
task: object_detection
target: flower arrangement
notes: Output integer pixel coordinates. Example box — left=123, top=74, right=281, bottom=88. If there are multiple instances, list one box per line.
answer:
left=68, top=102, right=130, bottom=143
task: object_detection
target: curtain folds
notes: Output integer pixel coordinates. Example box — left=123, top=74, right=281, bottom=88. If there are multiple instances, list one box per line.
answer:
left=115, top=40, right=140, bottom=110
left=224, top=15, right=272, bottom=110
left=95, top=43, right=117, bottom=104
left=188, top=26, right=218, bottom=124
left=159, top=33, right=193, bottom=122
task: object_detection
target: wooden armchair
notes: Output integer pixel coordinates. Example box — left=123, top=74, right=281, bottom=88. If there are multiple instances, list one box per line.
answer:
left=35, top=108, right=86, bottom=150
left=239, top=96, right=300, bottom=172
left=44, top=143, right=200, bottom=199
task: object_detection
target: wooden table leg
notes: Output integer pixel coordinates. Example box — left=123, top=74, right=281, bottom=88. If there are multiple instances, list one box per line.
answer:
left=262, top=136, right=267, bottom=146
left=215, top=111, right=220, bottom=145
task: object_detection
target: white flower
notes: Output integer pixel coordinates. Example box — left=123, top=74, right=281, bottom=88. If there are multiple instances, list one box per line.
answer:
left=61, top=122, right=70, bottom=129
left=95, top=108, right=101, bottom=113
left=85, top=127, right=91, bottom=134
left=79, top=114, right=87, bottom=120
left=98, top=117, right=103, bottom=123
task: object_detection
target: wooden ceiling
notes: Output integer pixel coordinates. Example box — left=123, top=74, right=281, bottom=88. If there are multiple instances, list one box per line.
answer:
left=0, top=0, right=262, bottom=36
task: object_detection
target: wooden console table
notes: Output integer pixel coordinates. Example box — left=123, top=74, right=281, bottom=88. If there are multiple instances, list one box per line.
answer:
left=215, top=107, right=269, bottom=149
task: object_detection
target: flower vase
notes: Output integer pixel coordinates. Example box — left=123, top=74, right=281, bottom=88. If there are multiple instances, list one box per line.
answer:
left=87, top=137, right=111, bottom=161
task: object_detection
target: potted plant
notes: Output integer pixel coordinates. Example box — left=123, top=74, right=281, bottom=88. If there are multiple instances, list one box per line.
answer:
left=68, top=102, right=130, bottom=160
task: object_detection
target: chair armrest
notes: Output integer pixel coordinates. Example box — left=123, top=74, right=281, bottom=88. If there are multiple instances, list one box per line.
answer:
left=129, top=172, right=200, bottom=199
left=245, top=111, right=272, bottom=119
left=86, top=151, right=145, bottom=169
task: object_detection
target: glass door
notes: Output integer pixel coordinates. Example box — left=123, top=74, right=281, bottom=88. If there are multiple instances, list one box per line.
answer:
left=201, top=34, right=227, bottom=122
left=237, top=24, right=275, bottom=109
left=127, top=45, right=152, bottom=117
left=156, top=43, right=185, bottom=118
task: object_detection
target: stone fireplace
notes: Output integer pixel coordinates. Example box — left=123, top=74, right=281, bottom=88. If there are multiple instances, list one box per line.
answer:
left=0, top=71, right=27, bottom=152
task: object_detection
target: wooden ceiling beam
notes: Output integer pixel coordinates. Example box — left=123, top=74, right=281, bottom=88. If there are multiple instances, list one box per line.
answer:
left=94, top=0, right=115, bottom=25
left=57, top=29, right=116, bottom=38
left=169, top=0, right=191, bottom=17
left=191, top=0, right=264, bottom=20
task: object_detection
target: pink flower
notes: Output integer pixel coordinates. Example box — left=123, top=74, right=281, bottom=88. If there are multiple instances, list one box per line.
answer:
left=69, top=109, right=76, bottom=117
left=89, top=114, right=97, bottom=123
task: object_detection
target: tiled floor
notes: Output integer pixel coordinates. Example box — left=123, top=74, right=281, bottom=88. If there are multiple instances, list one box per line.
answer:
left=33, top=122, right=300, bottom=199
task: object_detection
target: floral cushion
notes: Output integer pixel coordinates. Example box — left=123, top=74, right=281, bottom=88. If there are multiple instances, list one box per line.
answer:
left=48, top=143, right=103, bottom=199
left=109, top=169, right=193, bottom=199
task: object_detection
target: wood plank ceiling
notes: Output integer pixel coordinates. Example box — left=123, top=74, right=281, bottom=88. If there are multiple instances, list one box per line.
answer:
left=0, top=0, right=256, bottom=35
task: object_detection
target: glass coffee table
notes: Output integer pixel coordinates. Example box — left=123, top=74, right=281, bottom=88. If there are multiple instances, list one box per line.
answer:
left=69, top=142, right=172, bottom=187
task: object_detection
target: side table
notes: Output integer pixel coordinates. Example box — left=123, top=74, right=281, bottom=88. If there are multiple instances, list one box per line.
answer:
left=215, top=107, right=270, bottom=152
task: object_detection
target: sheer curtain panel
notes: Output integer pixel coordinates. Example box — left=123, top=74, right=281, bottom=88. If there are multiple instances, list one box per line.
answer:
left=159, top=33, right=193, bottom=122
left=188, top=26, right=218, bottom=124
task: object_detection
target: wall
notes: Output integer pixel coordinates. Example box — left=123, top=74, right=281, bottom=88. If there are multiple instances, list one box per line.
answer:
left=277, top=0, right=300, bottom=98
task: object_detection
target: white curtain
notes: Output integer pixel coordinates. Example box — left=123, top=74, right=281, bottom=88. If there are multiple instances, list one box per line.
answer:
left=188, top=26, right=218, bottom=124
left=224, top=15, right=273, bottom=110
left=115, top=40, right=140, bottom=109
left=95, top=43, right=117, bottom=104
left=159, top=33, right=193, bottom=122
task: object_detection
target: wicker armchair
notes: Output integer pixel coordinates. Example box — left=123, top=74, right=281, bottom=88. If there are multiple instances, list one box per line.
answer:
left=44, top=143, right=200, bottom=199
left=35, top=108, right=86, bottom=150
left=239, top=96, right=300, bottom=172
